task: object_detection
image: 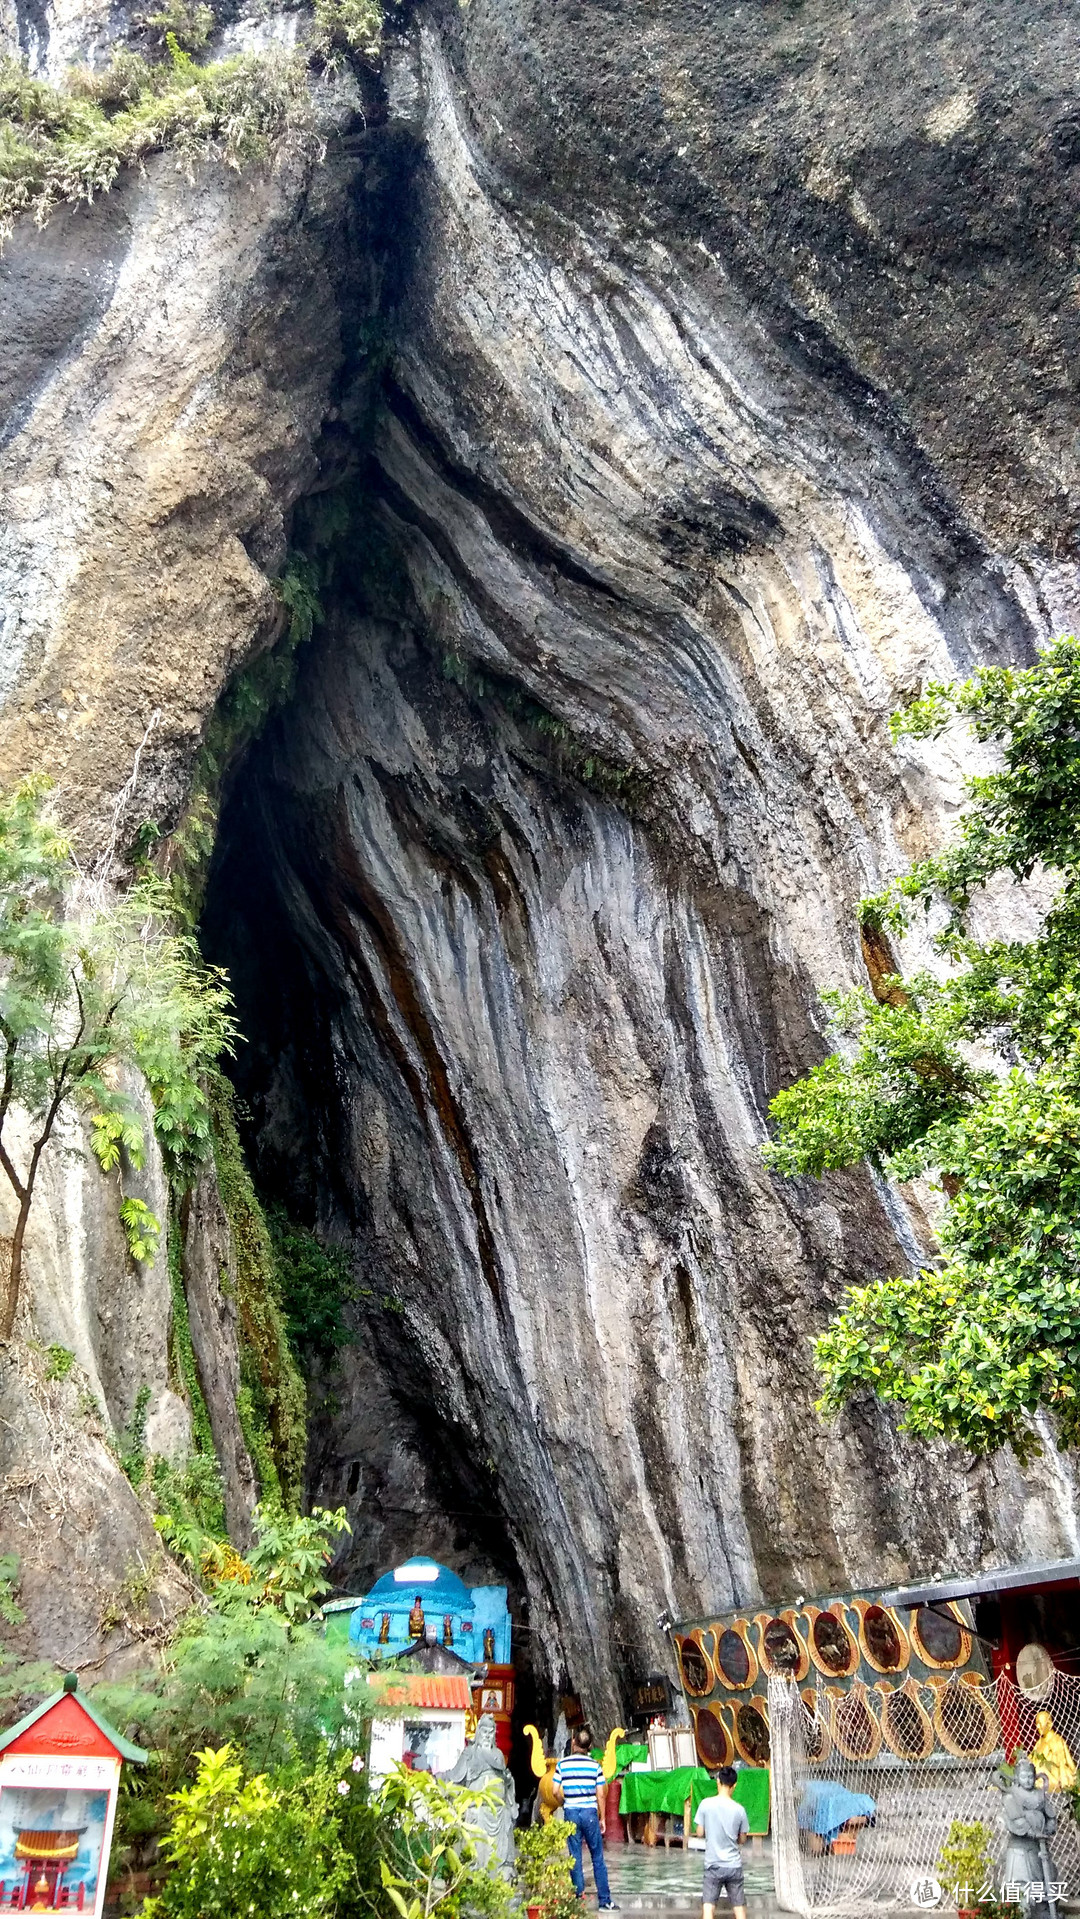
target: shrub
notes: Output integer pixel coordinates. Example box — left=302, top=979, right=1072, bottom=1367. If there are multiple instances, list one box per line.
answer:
left=375, top=1766, right=514, bottom=1919
left=141, top=1744, right=351, bottom=1919
left=516, top=1819, right=578, bottom=1919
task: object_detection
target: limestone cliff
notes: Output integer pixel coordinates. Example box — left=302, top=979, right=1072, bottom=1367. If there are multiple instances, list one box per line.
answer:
left=2, top=0, right=1079, bottom=1710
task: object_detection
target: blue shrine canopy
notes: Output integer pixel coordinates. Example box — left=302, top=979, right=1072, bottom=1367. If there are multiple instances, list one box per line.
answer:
left=365, top=1557, right=473, bottom=1612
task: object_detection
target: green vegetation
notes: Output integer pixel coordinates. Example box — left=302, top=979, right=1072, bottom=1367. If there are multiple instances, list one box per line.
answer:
left=312, top=0, right=383, bottom=61
left=441, top=651, right=653, bottom=813
left=44, top=1341, right=75, bottom=1380
left=376, top=1767, right=513, bottom=1919
left=0, top=41, right=316, bottom=243
left=0, top=1500, right=512, bottom=1919
left=0, top=1554, right=22, bottom=1628
left=208, top=1076, right=307, bottom=1508
left=0, top=777, right=235, bottom=1338
left=268, top=1207, right=357, bottom=1367
left=934, top=1821, right=1021, bottom=1916
left=142, top=1744, right=353, bottom=1919
left=118, top=1382, right=154, bottom=1486
left=515, top=1819, right=579, bottom=1919
left=0, top=0, right=392, bottom=243
left=763, top=634, right=1080, bottom=1460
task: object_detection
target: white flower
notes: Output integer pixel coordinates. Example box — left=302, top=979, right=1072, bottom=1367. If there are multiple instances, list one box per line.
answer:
left=337, top=1781, right=350, bottom=1795
left=352, top=1755, right=364, bottom=1772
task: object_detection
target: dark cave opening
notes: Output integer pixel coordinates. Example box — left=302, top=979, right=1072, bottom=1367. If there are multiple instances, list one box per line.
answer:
left=200, top=484, right=562, bottom=1767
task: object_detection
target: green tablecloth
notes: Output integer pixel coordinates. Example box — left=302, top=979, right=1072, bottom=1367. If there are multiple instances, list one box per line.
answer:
left=591, top=1743, right=650, bottom=1772
left=617, top=1766, right=770, bottom=1834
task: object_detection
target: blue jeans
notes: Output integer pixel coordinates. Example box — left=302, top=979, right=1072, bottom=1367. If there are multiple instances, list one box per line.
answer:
left=566, top=1806, right=611, bottom=1905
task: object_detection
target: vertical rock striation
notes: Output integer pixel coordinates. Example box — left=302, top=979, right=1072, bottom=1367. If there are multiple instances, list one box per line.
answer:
left=207, top=13, right=1080, bottom=1717
left=1, top=0, right=1079, bottom=1703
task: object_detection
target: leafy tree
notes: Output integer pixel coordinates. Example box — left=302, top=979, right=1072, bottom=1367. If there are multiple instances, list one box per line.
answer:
left=762, top=634, right=1080, bottom=1460
left=0, top=778, right=235, bottom=1338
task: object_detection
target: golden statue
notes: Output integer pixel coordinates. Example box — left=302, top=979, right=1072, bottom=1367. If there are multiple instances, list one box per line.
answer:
left=1032, top=1708, right=1076, bottom=1793
left=523, top=1723, right=561, bottom=1822
left=443, top=1613, right=454, bottom=1648
left=601, top=1725, right=626, bottom=1781
left=408, top=1595, right=425, bottom=1639
left=378, top=1612, right=391, bottom=1644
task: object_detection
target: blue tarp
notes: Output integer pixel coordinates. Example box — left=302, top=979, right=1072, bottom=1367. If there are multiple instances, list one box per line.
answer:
left=797, top=1779, right=877, bottom=1844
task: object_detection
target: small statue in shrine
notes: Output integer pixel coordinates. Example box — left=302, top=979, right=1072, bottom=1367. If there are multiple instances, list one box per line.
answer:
left=442, top=1714, right=518, bottom=1878
left=996, top=1757, right=1059, bottom=1918
left=1031, top=1711, right=1076, bottom=1794
left=483, top=1626, right=496, bottom=1660
left=443, top=1613, right=454, bottom=1649
left=408, top=1595, right=425, bottom=1639
left=378, top=1612, right=391, bottom=1644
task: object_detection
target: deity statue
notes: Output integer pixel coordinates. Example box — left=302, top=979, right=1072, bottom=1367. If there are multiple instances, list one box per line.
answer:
left=1031, top=1711, right=1076, bottom=1794
left=378, top=1612, right=391, bottom=1644
left=996, top=1757, right=1059, bottom=1919
left=483, top=1626, right=496, bottom=1661
left=441, top=1714, right=517, bottom=1879
left=408, top=1595, right=425, bottom=1639
left=443, top=1613, right=454, bottom=1649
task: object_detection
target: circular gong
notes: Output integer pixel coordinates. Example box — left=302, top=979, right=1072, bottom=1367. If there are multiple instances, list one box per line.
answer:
left=811, top=1609, right=857, bottom=1676
left=716, top=1627, right=752, bottom=1689
left=1016, top=1642, right=1055, bottom=1696
left=734, top=1703, right=770, bottom=1764
left=693, top=1705, right=733, bottom=1770
left=912, top=1604, right=968, bottom=1670
left=677, top=1635, right=713, bottom=1696
left=761, top=1616, right=801, bottom=1674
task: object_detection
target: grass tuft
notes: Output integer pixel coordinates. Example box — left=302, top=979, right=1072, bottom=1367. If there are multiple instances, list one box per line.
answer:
left=0, top=38, right=320, bottom=242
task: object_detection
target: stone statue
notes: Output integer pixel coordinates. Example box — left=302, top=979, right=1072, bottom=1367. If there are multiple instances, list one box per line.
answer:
left=996, top=1757, right=1059, bottom=1919
left=1031, top=1711, right=1076, bottom=1794
left=442, top=1713, right=518, bottom=1879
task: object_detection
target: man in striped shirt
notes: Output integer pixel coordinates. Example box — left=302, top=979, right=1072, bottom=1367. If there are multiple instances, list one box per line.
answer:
left=552, top=1727, right=618, bottom=1909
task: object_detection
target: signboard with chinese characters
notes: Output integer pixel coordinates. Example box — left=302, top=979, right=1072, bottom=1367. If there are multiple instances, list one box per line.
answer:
left=631, top=1674, right=673, bottom=1719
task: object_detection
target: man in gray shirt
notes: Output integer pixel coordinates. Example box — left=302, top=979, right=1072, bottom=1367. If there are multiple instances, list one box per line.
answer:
left=694, top=1767, right=749, bottom=1919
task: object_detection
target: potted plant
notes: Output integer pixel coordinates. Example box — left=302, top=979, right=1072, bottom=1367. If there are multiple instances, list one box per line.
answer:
left=936, top=1821, right=997, bottom=1919
left=516, top=1820, right=578, bottom=1919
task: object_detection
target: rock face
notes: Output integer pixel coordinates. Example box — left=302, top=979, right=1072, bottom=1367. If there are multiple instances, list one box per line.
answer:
left=207, top=9, right=1080, bottom=1719
left=2, top=0, right=1080, bottom=1705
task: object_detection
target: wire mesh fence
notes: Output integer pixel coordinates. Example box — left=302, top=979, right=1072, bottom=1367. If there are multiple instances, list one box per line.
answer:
left=769, top=1669, right=1080, bottom=1915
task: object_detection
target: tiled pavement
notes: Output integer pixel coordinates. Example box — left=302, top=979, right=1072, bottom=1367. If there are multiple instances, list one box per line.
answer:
left=590, top=1838, right=780, bottom=1916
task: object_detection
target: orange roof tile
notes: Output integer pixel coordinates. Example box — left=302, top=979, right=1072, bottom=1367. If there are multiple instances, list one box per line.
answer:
left=370, top=1673, right=472, bottom=1711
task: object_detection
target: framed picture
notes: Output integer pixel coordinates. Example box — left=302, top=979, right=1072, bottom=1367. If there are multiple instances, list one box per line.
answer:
left=0, top=1754, right=121, bottom=1915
